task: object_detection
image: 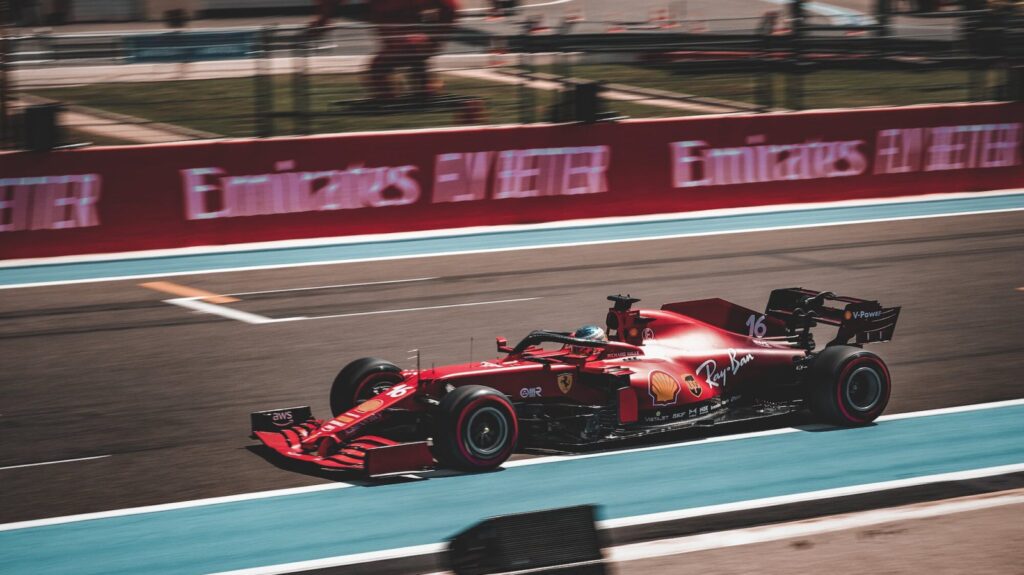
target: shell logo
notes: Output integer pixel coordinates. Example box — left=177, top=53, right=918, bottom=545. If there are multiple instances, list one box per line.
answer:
left=649, top=370, right=681, bottom=406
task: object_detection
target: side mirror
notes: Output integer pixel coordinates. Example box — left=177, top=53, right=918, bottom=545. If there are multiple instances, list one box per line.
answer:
left=496, top=337, right=512, bottom=353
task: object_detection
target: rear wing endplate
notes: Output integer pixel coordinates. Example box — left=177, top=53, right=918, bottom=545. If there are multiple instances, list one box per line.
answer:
left=765, top=288, right=900, bottom=346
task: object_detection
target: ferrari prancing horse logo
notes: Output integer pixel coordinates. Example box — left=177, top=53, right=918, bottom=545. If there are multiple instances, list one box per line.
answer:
left=557, top=373, right=574, bottom=394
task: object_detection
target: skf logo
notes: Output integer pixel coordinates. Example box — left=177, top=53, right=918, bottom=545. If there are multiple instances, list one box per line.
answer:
left=649, top=371, right=681, bottom=406
left=520, top=387, right=543, bottom=399
left=271, top=410, right=294, bottom=427
left=684, top=374, right=701, bottom=397
left=557, top=374, right=574, bottom=394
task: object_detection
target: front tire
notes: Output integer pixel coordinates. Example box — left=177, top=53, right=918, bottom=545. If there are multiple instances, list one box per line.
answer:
left=330, top=357, right=403, bottom=416
left=432, top=385, right=519, bottom=471
left=807, top=346, right=891, bottom=426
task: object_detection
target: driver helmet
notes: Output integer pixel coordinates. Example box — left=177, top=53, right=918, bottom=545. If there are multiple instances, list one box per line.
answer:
left=571, top=324, right=608, bottom=355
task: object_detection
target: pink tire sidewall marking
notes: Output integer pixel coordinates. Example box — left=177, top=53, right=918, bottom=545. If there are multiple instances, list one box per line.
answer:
left=453, top=395, right=519, bottom=468
left=835, top=354, right=891, bottom=424
left=352, top=371, right=402, bottom=404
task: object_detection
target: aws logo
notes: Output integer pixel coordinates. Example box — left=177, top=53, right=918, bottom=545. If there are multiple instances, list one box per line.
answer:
left=271, top=410, right=294, bottom=427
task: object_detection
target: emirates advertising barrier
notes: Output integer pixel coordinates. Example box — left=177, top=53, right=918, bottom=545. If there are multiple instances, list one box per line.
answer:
left=1, top=102, right=1021, bottom=260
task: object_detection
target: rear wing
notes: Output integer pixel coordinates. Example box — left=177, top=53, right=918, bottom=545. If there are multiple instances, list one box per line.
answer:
left=765, top=288, right=900, bottom=346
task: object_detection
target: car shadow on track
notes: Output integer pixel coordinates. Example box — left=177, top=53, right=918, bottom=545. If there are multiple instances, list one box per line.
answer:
left=245, top=445, right=373, bottom=485
left=792, top=422, right=880, bottom=432
left=518, top=413, right=819, bottom=456
left=246, top=414, right=865, bottom=484
left=245, top=444, right=501, bottom=485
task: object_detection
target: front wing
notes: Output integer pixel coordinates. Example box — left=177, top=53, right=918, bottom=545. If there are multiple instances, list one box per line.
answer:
left=251, top=407, right=434, bottom=476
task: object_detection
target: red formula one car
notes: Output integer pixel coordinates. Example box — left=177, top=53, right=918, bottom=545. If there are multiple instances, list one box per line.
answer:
left=251, top=289, right=900, bottom=476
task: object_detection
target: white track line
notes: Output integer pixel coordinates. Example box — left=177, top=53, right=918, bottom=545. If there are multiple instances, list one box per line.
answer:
left=1, top=398, right=1021, bottom=533
left=163, top=296, right=541, bottom=325
left=210, top=544, right=448, bottom=575
left=608, top=490, right=1024, bottom=563
left=504, top=398, right=1024, bottom=469
left=877, top=398, right=1024, bottom=421
left=598, top=463, right=1024, bottom=530
left=0, top=482, right=357, bottom=532
left=503, top=427, right=805, bottom=468
left=165, top=297, right=286, bottom=325
left=413, top=491, right=1024, bottom=575
left=1, top=189, right=1022, bottom=290
left=224, top=277, right=437, bottom=297
left=0, top=455, right=111, bottom=471
left=7, top=188, right=1017, bottom=268
left=293, top=297, right=541, bottom=321
left=209, top=465, right=1024, bottom=575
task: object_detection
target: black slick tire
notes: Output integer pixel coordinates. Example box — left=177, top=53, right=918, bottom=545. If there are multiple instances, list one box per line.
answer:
left=807, top=345, right=891, bottom=426
left=432, top=385, right=519, bottom=471
left=330, top=357, right=403, bottom=416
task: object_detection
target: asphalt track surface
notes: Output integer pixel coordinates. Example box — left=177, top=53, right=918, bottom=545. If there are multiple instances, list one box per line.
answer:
left=1, top=209, right=1023, bottom=571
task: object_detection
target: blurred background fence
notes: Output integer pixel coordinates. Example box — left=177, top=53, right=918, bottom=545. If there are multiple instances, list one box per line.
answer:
left=1, top=1, right=1022, bottom=148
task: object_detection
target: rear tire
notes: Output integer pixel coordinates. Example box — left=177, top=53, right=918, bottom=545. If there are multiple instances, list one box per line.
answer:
left=807, top=346, right=891, bottom=426
left=330, top=357, right=403, bottom=416
left=432, top=385, right=518, bottom=471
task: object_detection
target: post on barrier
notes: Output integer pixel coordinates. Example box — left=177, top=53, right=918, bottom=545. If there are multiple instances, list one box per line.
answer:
left=254, top=26, right=274, bottom=138
left=574, top=80, right=602, bottom=123
left=789, top=0, right=805, bottom=41
left=291, top=30, right=311, bottom=136
left=785, top=0, right=806, bottom=111
left=969, top=61, right=987, bottom=102
left=0, top=28, right=9, bottom=148
left=756, top=64, right=774, bottom=111
left=519, top=52, right=535, bottom=124
left=551, top=83, right=567, bottom=123
left=24, top=103, right=62, bottom=152
left=549, top=52, right=576, bottom=123
left=785, top=60, right=807, bottom=111
left=874, top=0, right=891, bottom=40
left=557, top=50, right=572, bottom=87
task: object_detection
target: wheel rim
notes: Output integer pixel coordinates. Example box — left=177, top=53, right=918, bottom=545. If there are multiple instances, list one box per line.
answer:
left=464, top=406, right=509, bottom=458
left=845, top=366, right=883, bottom=412
left=355, top=372, right=401, bottom=402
